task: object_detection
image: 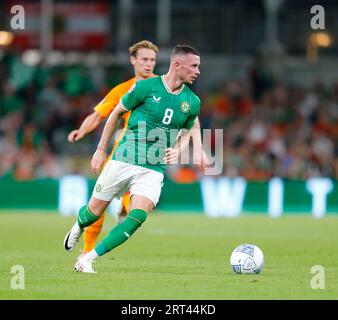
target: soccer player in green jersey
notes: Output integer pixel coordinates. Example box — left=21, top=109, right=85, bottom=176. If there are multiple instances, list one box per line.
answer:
left=63, top=45, right=203, bottom=273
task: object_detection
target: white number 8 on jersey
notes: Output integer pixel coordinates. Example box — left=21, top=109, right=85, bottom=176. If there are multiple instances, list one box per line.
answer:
left=162, top=108, right=174, bottom=125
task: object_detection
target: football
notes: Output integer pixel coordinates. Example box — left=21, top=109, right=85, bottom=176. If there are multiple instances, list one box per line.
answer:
left=230, top=244, right=264, bottom=274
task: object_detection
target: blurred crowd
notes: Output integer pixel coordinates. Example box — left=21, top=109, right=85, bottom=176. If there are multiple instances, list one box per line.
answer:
left=198, top=78, right=338, bottom=181
left=0, top=50, right=127, bottom=180
left=1, top=51, right=337, bottom=181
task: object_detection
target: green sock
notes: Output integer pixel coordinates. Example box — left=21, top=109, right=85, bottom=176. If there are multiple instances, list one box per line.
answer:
left=78, top=205, right=100, bottom=228
left=95, top=209, right=147, bottom=256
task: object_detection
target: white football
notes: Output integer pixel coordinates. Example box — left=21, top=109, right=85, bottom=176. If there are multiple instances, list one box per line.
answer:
left=230, top=244, right=264, bottom=274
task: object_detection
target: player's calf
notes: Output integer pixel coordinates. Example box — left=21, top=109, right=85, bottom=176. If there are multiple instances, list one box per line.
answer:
left=95, top=209, right=147, bottom=256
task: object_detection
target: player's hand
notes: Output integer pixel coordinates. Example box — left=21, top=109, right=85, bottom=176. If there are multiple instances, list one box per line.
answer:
left=68, top=130, right=84, bottom=142
left=194, top=149, right=213, bottom=171
left=91, top=149, right=107, bottom=175
left=163, top=148, right=178, bottom=165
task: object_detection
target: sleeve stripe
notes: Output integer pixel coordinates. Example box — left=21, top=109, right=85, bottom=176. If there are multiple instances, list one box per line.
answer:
left=120, top=101, right=129, bottom=112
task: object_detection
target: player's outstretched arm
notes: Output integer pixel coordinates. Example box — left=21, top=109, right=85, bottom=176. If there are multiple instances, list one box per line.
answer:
left=91, top=103, right=125, bottom=174
left=68, top=111, right=105, bottom=142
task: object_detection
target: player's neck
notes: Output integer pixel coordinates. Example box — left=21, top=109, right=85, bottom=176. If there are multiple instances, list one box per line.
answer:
left=163, top=73, right=184, bottom=94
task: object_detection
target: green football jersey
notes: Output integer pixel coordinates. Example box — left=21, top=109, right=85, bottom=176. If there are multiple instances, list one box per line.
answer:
left=112, top=75, right=201, bottom=173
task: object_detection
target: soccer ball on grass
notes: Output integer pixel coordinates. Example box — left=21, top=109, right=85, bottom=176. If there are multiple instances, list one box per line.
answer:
left=230, top=244, right=264, bottom=274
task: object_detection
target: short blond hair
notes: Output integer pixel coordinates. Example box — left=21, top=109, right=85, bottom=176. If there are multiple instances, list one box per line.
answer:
left=129, top=40, right=159, bottom=57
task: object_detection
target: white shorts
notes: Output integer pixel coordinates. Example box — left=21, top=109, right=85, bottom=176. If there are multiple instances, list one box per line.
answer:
left=92, top=160, right=164, bottom=206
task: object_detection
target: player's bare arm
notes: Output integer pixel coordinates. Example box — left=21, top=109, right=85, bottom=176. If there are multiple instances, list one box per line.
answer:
left=91, top=103, right=125, bottom=174
left=164, top=117, right=211, bottom=168
left=164, top=128, right=191, bottom=165
left=68, top=111, right=105, bottom=142
left=190, top=117, right=212, bottom=169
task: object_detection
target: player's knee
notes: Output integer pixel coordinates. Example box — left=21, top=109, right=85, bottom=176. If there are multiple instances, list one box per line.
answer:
left=129, top=197, right=154, bottom=213
left=88, top=197, right=110, bottom=216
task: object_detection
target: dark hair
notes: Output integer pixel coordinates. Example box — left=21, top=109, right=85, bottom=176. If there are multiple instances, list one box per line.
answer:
left=171, top=44, right=200, bottom=57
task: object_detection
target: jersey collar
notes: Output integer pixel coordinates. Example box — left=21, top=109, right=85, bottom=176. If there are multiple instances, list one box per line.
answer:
left=161, top=75, right=185, bottom=95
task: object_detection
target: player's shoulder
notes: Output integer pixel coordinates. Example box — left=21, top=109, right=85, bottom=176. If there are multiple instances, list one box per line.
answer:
left=113, top=77, right=136, bottom=92
left=132, top=76, right=160, bottom=94
left=103, top=77, right=135, bottom=98
left=137, top=76, right=160, bottom=87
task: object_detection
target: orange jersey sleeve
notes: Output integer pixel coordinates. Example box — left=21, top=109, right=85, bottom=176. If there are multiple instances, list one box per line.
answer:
left=94, top=77, right=136, bottom=118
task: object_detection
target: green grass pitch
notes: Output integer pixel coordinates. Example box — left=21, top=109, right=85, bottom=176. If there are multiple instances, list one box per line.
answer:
left=0, top=211, right=337, bottom=300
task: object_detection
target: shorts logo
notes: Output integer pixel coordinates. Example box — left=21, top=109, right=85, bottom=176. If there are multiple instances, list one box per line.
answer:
left=95, top=184, right=102, bottom=193
left=181, top=102, right=190, bottom=113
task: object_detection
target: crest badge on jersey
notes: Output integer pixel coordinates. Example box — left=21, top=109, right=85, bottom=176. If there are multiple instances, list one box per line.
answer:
left=181, top=102, right=190, bottom=113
